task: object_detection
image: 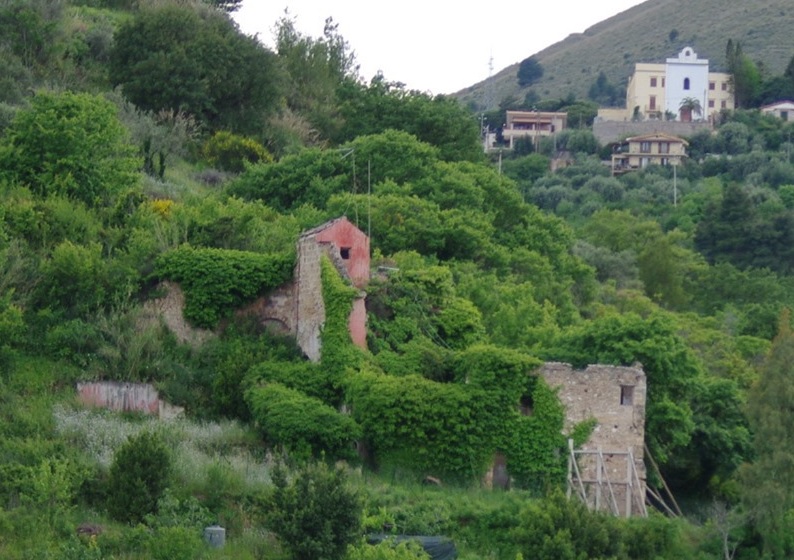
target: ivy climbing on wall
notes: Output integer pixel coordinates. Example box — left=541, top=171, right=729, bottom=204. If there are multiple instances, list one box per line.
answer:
left=156, top=245, right=294, bottom=328
left=320, top=255, right=364, bottom=404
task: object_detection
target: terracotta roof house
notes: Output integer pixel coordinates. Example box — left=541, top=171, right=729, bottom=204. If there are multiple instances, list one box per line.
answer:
left=611, top=132, right=688, bottom=175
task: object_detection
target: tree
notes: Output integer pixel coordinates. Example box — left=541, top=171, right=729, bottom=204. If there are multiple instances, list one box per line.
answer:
left=335, top=75, right=483, bottom=162
left=268, top=461, right=361, bottom=560
left=275, top=13, right=359, bottom=141
left=517, top=56, right=544, bottom=87
left=107, top=431, right=173, bottom=524
left=0, top=91, right=139, bottom=206
left=206, top=0, right=242, bottom=11
left=109, top=4, right=283, bottom=135
left=726, top=40, right=761, bottom=108
left=114, top=93, right=200, bottom=180
left=742, top=311, right=794, bottom=558
left=588, top=72, right=622, bottom=107
left=679, top=96, right=703, bottom=122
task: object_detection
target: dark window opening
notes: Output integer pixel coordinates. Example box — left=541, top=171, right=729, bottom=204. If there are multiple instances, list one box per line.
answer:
left=340, top=247, right=351, bottom=259
left=684, top=77, right=690, bottom=90
left=519, top=395, right=534, bottom=416
left=620, top=385, right=634, bottom=406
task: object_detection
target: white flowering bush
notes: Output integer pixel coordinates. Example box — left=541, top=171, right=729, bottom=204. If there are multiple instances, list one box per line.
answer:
left=53, top=406, right=271, bottom=490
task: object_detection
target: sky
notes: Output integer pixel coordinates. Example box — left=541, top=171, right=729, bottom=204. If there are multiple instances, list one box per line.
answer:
left=233, top=0, right=648, bottom=95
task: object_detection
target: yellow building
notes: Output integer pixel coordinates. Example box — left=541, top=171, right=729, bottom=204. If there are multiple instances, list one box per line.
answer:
left=611, top=133, right=688, bottom=174
left=501, top=110, right=567, bottom=149
left=605, top=47, right=733, bottom=122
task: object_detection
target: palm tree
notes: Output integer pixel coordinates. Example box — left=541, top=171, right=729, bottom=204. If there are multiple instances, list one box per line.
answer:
left=679, top=97, right=703, bottom=122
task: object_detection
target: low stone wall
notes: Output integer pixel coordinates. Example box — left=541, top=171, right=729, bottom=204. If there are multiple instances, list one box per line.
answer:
left=76, top=381, right=183, bottom=419
left=593, top=119, right=711, bottom=144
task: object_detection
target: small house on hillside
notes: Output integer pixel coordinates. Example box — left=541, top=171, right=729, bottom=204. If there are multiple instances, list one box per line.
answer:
left=611, top=132, right=688, bottom=175
left=761, top=100, right=794, bottom=122
left=501, top=110, right=567, bottom=150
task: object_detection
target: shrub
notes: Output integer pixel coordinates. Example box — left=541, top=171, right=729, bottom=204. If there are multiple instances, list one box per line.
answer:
left=106, top=431, right=173, bottom=524
left=148, top=526, right=205, bottom=560
left=268, top=461, right=361, bottom=560
left=0, top=91, right=139, bottom=207
left=346, top=539, right=430, bottom=559
left=246, top=383, right=361, bottom=461
left=202, top=131, right=273, bottom=173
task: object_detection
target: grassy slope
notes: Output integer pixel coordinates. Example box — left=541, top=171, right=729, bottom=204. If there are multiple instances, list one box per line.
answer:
left=458, top=0, right=794, bottom=109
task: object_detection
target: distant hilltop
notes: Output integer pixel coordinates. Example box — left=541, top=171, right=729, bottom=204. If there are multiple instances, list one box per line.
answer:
left=457, top=0, right=794, bottom=110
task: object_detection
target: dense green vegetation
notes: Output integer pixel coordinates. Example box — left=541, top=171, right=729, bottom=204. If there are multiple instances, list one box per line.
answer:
left=2, top=0, right=794, bottom=558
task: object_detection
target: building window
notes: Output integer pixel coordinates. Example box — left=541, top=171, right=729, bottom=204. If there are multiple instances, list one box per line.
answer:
left=659, top=142, right=669, bottom=154
left=708, top=99, right=715, bottom=108
left=782, top=111, right=789, bottom=121
left=649, top=95, right=656, bottom=110
left=721, top=100, right=727, bottom=109
left=662, top=77, right=665, bottom=87
left=650, top=77, right=657, bottom=87
left=620, top=386, right=634, bottom=406
left=683, top=77, right=690, bottom=90
left=640, top=141, right=651, bottom=153
left=721, top=82, right=728, bottom=91
left=519, top=395, right=533, bottom=416
left=709, top=82, right=715, bottom=90
left=340, top=247, right=351, bottom=259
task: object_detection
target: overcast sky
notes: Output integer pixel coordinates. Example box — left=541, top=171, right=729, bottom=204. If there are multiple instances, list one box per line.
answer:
left=233, top=1, right=647, bottom=95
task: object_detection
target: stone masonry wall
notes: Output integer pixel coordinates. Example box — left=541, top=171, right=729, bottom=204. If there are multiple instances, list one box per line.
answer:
left=295, top=235, right=326, bottom=362
left=593, top=119, right=711, bottom=145
left=539, top=362, right=647, bottom=515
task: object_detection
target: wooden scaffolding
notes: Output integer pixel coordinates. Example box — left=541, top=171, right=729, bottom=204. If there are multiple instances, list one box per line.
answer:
left=566, top=439, right=648, bottom=518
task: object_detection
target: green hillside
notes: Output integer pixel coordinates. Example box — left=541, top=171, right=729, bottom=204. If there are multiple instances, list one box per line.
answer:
left=459, top=0, right=794, bottom=110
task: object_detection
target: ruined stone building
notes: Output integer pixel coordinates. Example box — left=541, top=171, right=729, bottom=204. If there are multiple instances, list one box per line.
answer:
left=245, top=216, right=370, bottom=361
left=539, top=362, right=647, bottom=517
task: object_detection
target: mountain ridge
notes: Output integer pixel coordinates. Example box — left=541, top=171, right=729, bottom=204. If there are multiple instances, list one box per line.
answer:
left=458, top=0, right=794, bottom=110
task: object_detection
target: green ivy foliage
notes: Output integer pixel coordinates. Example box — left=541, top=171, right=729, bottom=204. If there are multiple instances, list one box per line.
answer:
left=345, top=367, right=487, bottom=481
left=320, top=256, right=363, bottom=398
left=155, top=245, right=294, bottom=328
left=506, top=377, right=568, bottom=490
left=194, top=323, right=305, bottom=419
left=248, top=360, right=333, bottom=402
left=346, top=347, right=569, bottom=486
left=246, top=382, right=361, bottom=461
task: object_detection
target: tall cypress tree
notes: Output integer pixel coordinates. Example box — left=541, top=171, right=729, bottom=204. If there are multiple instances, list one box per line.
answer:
left=742, top=310, right=794, bottom=558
